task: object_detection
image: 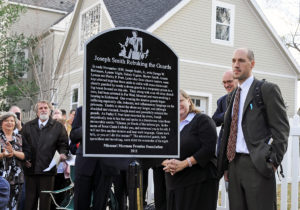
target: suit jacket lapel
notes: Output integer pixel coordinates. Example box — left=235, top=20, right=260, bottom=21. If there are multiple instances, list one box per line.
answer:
left=242, top=79, right=258, bottom=117
left=225, top=88, right=236, bottom=124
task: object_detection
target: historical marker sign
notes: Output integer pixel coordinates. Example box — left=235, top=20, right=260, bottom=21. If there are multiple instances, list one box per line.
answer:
left=83, top=28, right=179, bottom=158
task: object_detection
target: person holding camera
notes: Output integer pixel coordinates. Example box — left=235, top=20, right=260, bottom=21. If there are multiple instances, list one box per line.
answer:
left=9, top=106, right=23, bottom=134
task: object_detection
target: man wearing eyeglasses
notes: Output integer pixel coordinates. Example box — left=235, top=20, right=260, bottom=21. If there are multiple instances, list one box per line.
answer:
left=213, top=70, right=238, bottom=155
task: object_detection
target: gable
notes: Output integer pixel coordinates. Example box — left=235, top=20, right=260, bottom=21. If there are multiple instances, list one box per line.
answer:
left=55, top=0, right=115, bottom=77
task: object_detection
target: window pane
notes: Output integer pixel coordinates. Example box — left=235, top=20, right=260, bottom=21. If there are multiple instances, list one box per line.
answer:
left=216, top=24, right=230, bottom=41
left=190, top=96, right=207, bottom=114
left=72, top=88, right=78, bottom=103
left=80, top=4, right=101, bottom=51
left=195, top=99, right=201, bottom=107
left=216, top=7, right=231, bottom=24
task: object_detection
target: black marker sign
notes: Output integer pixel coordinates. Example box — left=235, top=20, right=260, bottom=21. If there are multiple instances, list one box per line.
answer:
left=84, top=28, right=179, bottom=158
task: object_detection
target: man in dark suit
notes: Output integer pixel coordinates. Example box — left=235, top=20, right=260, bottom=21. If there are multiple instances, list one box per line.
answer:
left=213, top=70, right=237, bottom=155
left=217, top=48, right=289, bottom=210
left=70, top=106, right=118, bottom=210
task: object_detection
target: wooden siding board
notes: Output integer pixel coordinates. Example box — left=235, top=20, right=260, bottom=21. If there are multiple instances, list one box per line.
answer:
left=101, top=7, right=112, bottom=31
left=11, top=8, right=64, bottom=36
left=57, top=71, right=83, bottom=110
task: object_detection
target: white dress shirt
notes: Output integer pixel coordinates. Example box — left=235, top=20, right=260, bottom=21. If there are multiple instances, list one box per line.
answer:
left=235, top=75, right=254, bottom=154
left=180, top=112, right=196, bottom=131
left=38, top=119, right=48, bottom=129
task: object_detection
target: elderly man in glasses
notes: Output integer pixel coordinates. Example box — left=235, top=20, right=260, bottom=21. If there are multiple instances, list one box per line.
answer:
left=213, top=70, right=238, bottom=155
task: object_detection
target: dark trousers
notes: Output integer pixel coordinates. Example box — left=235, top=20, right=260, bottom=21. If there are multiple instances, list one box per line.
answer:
left=142, top=169, right=148, bottom=206
left=113, top=171, right=128, bottom=210
left=24, top=175, right=55, bottom=210
left=228, top=154, right=277, bottom=210
left=112, top=169, right=148, bottom=210
left=74, top=162, right=112, bottom=210
left=167, top=179, right=218, bottom=210
left=153, top=166, right=167, bottom=210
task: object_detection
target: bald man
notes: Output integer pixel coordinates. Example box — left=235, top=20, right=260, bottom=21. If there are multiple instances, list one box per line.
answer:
left=217, top=48, right=289, bottom=210
left=213, top=70, right=238, bottom=155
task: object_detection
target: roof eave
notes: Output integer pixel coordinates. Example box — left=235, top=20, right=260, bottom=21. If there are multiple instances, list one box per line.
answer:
left=53, top=0, right=116, bottom=77
left=8, top=1, right=68, bottom=14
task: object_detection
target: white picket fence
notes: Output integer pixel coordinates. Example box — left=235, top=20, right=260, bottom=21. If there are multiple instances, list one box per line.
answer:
left=217, top=114, right=300, bottom=210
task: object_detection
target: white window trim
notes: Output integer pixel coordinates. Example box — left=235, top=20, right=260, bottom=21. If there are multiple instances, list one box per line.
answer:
left=78, top=2, right=102, bottom=55
left=185, top=90, right=213, bottom=116
left=211, top=0, right=235, bottom=47
left=70, top=83, right=80, bottom=110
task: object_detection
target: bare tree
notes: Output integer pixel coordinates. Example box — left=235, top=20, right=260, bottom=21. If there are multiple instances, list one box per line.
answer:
left=257, top=0, right=300, bottom=58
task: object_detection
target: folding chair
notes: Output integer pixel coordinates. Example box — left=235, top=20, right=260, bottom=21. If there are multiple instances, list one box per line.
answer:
left=41, top=165, right=75, bottom=210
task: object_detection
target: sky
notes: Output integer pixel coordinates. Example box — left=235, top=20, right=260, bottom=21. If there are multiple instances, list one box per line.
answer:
left=256, top=0, right=300, bottom=110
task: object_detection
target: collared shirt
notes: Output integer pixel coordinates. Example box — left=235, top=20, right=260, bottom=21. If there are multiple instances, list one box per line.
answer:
left=235, top=75, right=254, bottom=154
left=13, top=128, right=19, bottom=135
left=180, top=112, right=196, bottom=131
left=38, top=119, right=49, bottom=129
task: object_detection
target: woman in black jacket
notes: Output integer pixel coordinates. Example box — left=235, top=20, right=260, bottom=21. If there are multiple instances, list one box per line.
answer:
left=163, top=89, right=218, bottom=210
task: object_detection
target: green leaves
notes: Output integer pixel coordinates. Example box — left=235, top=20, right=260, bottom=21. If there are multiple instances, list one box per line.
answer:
left=0, top=0, right=39, bottom=110
left=0, top=1, right=25, bottom=34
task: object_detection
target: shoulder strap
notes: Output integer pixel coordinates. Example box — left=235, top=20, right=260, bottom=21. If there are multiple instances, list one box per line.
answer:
left=253, top=79, right=268, bottom=127
left=253, top=79, right=266, bottom=108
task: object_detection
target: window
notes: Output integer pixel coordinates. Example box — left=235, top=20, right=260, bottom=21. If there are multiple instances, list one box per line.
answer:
left=211, top=0, right=235, bottom=46
left=79, top=3, right=101, bottom=53
left=185, top=90, right=213, bottom=116
left=14, top=49, right=29, bottom=78
left=191, top=96, right=207, bottom=114
left=71, top=84, right=80, bottom=110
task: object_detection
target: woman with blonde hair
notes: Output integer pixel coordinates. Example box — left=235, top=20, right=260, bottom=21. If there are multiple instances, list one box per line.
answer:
left=163, top=89, right=218, bottom=210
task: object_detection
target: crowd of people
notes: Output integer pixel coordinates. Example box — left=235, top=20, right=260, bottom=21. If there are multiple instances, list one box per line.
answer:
left=0, top=47, right=290, bottom=210
left=0, top=103, right=75, bottom=210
